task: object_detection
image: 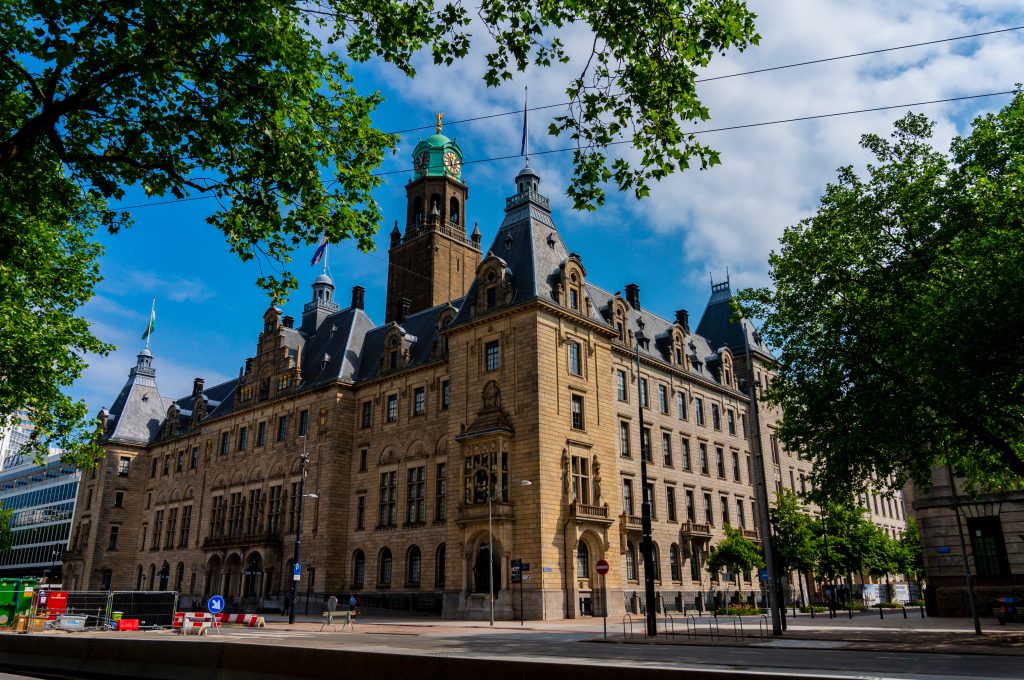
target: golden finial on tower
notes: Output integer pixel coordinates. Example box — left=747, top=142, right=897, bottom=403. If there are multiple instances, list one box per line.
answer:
left=436, top=112, right=444, bottom=134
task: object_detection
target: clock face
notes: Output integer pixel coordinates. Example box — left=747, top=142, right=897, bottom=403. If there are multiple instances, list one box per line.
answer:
left=444, top=152, right=462, bottom=176
left=414, top=151, right=429, bottom=174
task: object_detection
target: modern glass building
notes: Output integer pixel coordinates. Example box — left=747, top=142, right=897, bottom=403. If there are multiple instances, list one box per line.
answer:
left=0, top=452, right=79, bottom=580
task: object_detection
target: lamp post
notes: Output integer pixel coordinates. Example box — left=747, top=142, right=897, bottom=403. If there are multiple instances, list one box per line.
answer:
left=483, top=473, right=532, bottom=626
left=635, top=331, right=657, bottom=637
left=288, top=435, right=310, bottom=625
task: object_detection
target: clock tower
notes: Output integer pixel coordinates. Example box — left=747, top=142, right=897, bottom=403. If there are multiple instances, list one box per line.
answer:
left=386, top=115, right=482, bottom=323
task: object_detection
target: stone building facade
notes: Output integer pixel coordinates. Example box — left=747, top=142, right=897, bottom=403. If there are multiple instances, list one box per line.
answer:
left=64, top=126, right=826, bottom=619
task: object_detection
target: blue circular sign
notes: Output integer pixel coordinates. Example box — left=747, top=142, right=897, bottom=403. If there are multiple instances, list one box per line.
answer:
left=207, top=595, right=225, bottom=614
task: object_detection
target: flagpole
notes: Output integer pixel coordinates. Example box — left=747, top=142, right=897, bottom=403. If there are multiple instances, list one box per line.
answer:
left=145, top=298, right=155, bottom=351
left=524, top=86, right=529, bottom=164
left=323, top=242, right=328, bottom=276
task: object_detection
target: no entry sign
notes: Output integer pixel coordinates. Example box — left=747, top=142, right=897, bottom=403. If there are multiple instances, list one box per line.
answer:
left=595, top=559, right=609, bottom=575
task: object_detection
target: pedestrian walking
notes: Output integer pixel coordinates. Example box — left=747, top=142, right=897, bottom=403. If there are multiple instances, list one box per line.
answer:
left=349, top=594, right=358, bottom=617
left=326, top=594, right=338, bottom=624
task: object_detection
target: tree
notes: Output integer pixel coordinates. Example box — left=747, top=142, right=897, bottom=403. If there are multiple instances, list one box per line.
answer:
left=738, top=89, right=1024, bottom=498
left=705, top=525, right=765, bottom=595
left=769, top=489, right=817, bottom=577
left=896, top=518, right=925, bottom=593
left=0, top=505, right=11, bottom=551
left=864, top=525, right=900, bottom=602
left=813, top=501, right=877, bottom=585
left=2, top=0, right=759, bottom=466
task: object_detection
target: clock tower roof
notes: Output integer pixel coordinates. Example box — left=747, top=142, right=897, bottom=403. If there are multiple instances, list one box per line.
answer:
left=411, top=124, right=463, bottom=181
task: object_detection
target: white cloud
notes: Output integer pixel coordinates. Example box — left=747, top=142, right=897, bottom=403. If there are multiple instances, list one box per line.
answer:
left=100, top=268, right=214, bottom=303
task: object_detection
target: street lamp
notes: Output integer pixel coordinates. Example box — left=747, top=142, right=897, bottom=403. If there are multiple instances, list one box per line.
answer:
left=635, top=328, right=657, bottom=637
left=288, top=435, right=310, bottom=625
left=484, top=473, right=532, bottom=626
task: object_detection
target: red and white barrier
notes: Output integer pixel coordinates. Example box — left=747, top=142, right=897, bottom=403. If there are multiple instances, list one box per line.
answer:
left=215, top=613, right=265, bottom=628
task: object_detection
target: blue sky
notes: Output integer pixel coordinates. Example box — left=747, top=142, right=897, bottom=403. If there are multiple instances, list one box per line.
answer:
left=73, top=0, right=1024, bottom=413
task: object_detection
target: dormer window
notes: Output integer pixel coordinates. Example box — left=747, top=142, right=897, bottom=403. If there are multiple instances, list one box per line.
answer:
left=486, top=287, right=496, bottom=308
left=569, top=289, right=579, bottom=310
left=389, top=350, right=398, bottom=369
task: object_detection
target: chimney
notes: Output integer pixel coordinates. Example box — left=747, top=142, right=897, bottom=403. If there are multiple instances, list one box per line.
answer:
left=282, top=315, right=294, bottom=328
left=625, top=283, right=641, bottom=311
left=192, top=378, right=205, bottom=398
left=396, top=297, right=412, bottom=324
left=351, top=285, right=365, bottom=310
left=675, top=309, right=690, bottom=334
left=244, top=358, right=253, bottom=374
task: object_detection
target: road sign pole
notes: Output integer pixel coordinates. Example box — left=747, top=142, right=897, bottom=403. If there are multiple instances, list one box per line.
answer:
left=520, top=570, right=524, bottom=627
left=602, top=573, right=607, bottom=639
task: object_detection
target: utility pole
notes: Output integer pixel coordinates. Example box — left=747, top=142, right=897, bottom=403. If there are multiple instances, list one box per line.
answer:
left=636, top=336, right=657, bottom=637
left=288, top=435, right=309, bottom=625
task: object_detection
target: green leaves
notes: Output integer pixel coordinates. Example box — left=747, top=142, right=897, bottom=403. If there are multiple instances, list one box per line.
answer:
left=737, top=89, right=1024, bottom=498
left=706, top=524, right=765, bottom=582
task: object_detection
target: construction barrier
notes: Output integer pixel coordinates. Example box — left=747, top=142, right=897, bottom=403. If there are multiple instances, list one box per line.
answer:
left=215, top=613, right=265, bottom=628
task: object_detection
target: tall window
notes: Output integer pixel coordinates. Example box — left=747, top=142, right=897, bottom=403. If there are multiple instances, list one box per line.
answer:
left=355, top=495, right=365, bottom=530
left=638, top=377, right=649, bottom=408
left=645, top=482, right=656, bottom=518
left=662, top=433, right=672, bottom=466
left=650, top=543, right=661, bottom=580
left=658, top=385, right=669, bottom=414
left=720, top=496, right=730, bottom=526
left=441, top=380, right=450, bottom=409
left=299, top=409, right=309, bottom=436
left=267, top=485, right=284, bottom=533
left=711, top=403, right=721, bottom=430
left=361, top=401, right=372, bottom=428
left=413, top=387, right=426, bottom=416
left=640, top=427, right=651, bottom=462
left=699, top=443, right=709, bottom=474
left=732, top=451, right=741, bottom=481
left=969, top=517, right=1010, bottom=578
left=670, top=544, right=681, bottom=581
left=623, top=478, right=634, bottom=515
left=485, top=340, right=500, bottom=371
left=179, top=505, right=192, bottom=547
left=353, top=550, right=365, bottom=587
left=619, top=421, right=631, bottom=457
left=568, top=340, right=582, bottom=376
left=190, top=447, right=199, bottom=469
left=117, top=456, right=130, bottom=477
left=616, top=370, right=627, bottom=401
left=256, top=421, right=266, bottom=446
left=576, top=541, right=590, bottom=578
left=666, top=485, right=677, bottom=522
left=379, top=548, right=393, bottom=586
left=153, top=510, right=164, bottom=548
left=108, top=525, right=119, bottom=550
left=435, top=462, right=447, bottom=522
left=406, top=466, right=425, bottom=524
left=166, top=507, right=178, bottom=547
left=716, top=447, right=725, bottom=477
left=703, top=492, right=714, bottom=525
left=435, top=544, right=447, bottom=586
left=387, top=394, right=398, bottom=422
left=685, top=489, right=695, bottom=522
left=277, top=415, right=287, bottom=441
left=571, top=394, right=585, bottom=430
left=378, top=471, right=397, bottom=528
left=695, top=398, right=705, bottom=425
left=220, top=431, right=230, bottom=454
left=736, top=499, right=746, bottom=529
left=237, top=426, right=248, bottom=451
left=727, top=409, right=736, bottom=435
left=209, top=498, right=225, bottom=538
left=677, top=393, right=688, bottom=420
left=681, top=438, right=691, bottom=470
left=407, top=546, right=422, bottom=585
left=571, top=455, right=591, bottom=505
left=246, top=489, right=263, bottom=535
left=227, top=492, right=244, bottom=536
left=626, top=542, right=637, bottom=581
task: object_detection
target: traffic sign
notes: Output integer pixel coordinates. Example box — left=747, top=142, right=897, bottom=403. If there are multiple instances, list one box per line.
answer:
left=293, top=562, right=302, bottom=581
left=595, top=559, right=609, bottom=575
left=207, top=595, right=225, bottom=614
left=758, top=569, right=769, bottom=581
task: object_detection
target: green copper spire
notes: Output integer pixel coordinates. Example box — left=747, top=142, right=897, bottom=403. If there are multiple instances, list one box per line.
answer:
left=411, top=112, right=464, bottom=181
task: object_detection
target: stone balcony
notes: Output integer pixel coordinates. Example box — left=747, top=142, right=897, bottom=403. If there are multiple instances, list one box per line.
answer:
left=455, top=501, right=515, bottom=526
left=680, top=521, right=712, bottom=538
left=569, top=500, right=613, bottom=525
left=742, top=528, right=761, bottom=542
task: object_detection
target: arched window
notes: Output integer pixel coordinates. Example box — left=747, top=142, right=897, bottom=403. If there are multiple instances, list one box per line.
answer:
left=352, top=550, right=365, bottom=587
left=576, top=541, right=590, bottom=578
left=101, top=569, right=113, bottom=591
left=435, top=543, right=446, bottom=586
left=136, top=565, right=143, bottom=591
left=449, top=197, right=460, bottom=225
left=149, top=564, right=156, bottom=590
left=407, top=545, right=422, bottom=585
left=413, top=196, right=424, bottom=224
left=670, top=544, right=681, bottom=582
left=626, top=542, right=637, bottom=581
left=379, top=548, right=393, bottom=586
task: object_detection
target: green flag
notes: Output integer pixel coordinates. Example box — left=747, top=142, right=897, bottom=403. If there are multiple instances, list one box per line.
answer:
left=141, top=307, right=156, bottom=340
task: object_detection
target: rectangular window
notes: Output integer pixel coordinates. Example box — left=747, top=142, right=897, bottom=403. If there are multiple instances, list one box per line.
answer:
left=166, top=507, right=178, bottom=547
left=238, top=426, right=248, bottom=451
left=108, top=526, right=119, bottom=550
left=681, top=438, right=691, bottom=470
left=114, top=491, right=124, bottom=508
left=485, top=340, right=500, bottom=371
left=245, top=489, right=263, bottom=535
left=355, top=495, right=365, bottom=530
left=441, top=380, right=450, bottom=410
left=153, top=510, right=163, bottom=549
left=662, top=433, right=672, bottom=467
left=267, top=486, right=284, bottom=534
left=619, top=421, right=631, bottom=457
left=227, top=492, right=244, bottom=537
left=387, top=394, right=398, bottom=422
left=691, top=554, right=701, bottom=581
left=969, top=517, right=1010, bottom=578
left=406, top=466, right=426, bottom=525
left=151, top=458, right=158, bottom=478
left=569, top=288, right=579, bottom=310
left=638, top=377, right=649, bottom=408
left=699, top=443, right=709, bottom=475
left=623, top=478, right=634, bottom=516
left=727, top=409, right=736, bottom=435
left=645, top=482, right=656, bottom=518
left=277, top=415, right=287, bottom=441
left=571, top=455, right=590, bottom=505
left=568, top=340, right=582, bottom=376
left=695, top=398, right=705, bottom=426
left=209, top=498, right=225, bottom=538
left=571, top=394, right=585, bottom=430
left=677, top=393, right=688, bottom=420
left=704, top=492, right=714, bottom=525
left=299, top=409, right=309, bottom=436
left=256, top=421, right=266, bottom=446
left=658, top=385, right=669, bottom=414
left=117, top=456, right=130, bottom=477
left=716, top=447, right=725, bottom=478
left=712, top=403, right=721, bottom=430
left=770, top=434, right=780, bottom=464
left=720, top=496, right=730, bottom=526
left=191, top=446, right=199, bottom=469
left=378, top=471, right=397, bottom=528
left=666, top=486, right=677, bottom=522
left=163, top=455, right=170, bottom=475
left=361, top=401, right=372, bottom=428
left=358, top=448, right=368, bottom=472
left=435, top=462, right=447, bottom=522
left=179, top=505, right=192, bottom=547
left=616, top=370, right=628, bottom=402
left=732, top=451, right=741, bottom=482
left=414, top=387, right=426, bottom=416
left=685, top=489, right=695, bottom=522
left=736, top=499, right=746, bottom=529
left=220, top=431, right=230, bottom=455
left=640, top=427, right=651, bottom=462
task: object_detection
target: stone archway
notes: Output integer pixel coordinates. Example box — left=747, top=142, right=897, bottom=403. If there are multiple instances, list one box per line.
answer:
left=205, top=555, right=223, bottom=599
left=223, top=553, right=243, bottom=603
left=243, top=552, right=264, bottom=600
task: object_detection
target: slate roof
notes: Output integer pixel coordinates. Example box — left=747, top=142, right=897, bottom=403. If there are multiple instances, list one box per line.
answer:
left=696, top=281, right=774, bottom=360
left=103, top=350, right=174, bottom=445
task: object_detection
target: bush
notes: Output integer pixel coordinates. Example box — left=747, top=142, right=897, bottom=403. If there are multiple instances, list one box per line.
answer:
left=800, top=605, right=827, bottom=613
left=717, top=605, right=761, bottom=616
left=877, top=601, right=905, bottom=609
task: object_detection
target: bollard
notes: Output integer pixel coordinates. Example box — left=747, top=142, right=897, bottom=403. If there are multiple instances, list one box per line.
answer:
left=878, top=603, right=884, bottom=619
left=902, top=605, right=907, bottom=619
left=920, top=602, right=926, bottom=619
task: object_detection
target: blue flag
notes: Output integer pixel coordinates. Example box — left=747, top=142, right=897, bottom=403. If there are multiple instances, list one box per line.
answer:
left=310, top=235, right=327, bottom=266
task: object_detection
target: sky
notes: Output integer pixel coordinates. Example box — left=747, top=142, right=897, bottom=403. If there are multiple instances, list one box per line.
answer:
left=72, top=0, right=1024, bottom=415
